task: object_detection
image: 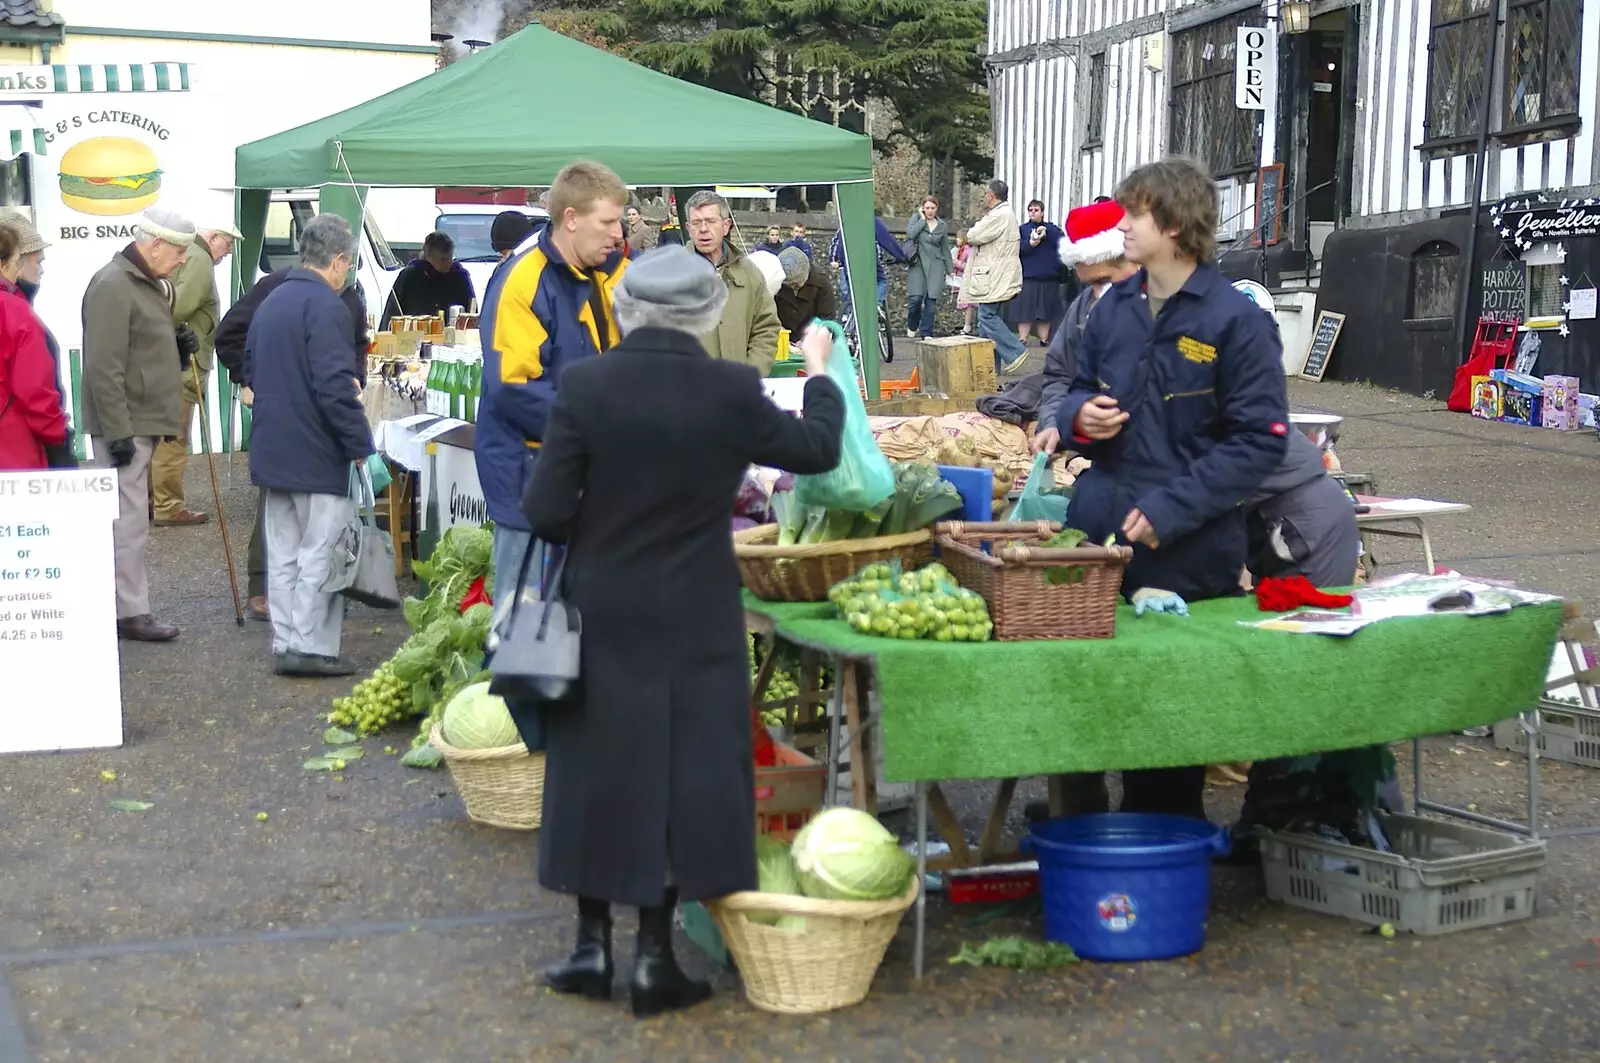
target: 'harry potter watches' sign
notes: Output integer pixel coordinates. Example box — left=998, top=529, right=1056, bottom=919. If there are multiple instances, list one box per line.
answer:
left=1491, top=193, right=1600, bottom=247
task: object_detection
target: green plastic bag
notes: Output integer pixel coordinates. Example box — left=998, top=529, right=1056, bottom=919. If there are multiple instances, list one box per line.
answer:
left=366, top=452, right=393, bottom=495
left=793, top=321, right=895, bottom=512
left=1007, top=452, right=1069, bottom=523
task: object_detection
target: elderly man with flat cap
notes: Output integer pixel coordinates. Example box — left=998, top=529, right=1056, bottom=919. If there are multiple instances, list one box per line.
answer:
left=81, top=207, right=198, bottom=642
left=150, top=219, right=240, bottom=527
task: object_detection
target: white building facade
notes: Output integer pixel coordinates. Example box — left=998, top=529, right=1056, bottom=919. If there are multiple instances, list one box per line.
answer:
left=988, top=0, right=1600, bottom=394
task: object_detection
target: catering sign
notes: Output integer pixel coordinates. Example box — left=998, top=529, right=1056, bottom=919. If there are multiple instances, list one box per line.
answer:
left=1491, top=193, right=1600, bottom=248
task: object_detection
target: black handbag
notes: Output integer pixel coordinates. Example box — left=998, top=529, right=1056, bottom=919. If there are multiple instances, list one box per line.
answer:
left=487, top=539, right=581, bottom=704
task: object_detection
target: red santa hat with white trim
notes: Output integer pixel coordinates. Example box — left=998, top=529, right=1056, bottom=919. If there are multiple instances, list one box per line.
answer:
left=1058, top=200, right=1127, bottom=267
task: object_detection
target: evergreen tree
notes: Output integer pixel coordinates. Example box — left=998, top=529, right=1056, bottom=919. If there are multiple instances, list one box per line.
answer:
left=506, top=0, right=992, bottom=178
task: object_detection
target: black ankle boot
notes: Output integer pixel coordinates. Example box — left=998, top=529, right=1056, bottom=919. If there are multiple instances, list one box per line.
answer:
left=544, top=896, right=613, bottom=1000
left=631, top=888, right=711, bottom=1018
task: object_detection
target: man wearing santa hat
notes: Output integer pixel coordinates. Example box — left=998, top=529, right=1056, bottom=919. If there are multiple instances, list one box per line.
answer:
left=1034, top=197, right=1139, bottom=455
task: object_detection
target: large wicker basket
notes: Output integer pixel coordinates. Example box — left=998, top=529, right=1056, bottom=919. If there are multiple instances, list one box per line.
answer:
left=709, top=878, right=920, bottom=1014
left=734, top=524, right=933, bottom=602
left=429, top=724, right=546, bottom=830
left=936, top=520, right=1133, bottom=640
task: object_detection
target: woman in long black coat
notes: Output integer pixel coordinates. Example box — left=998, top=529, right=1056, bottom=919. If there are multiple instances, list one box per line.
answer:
left=521, top=246, right=843, bottom=1018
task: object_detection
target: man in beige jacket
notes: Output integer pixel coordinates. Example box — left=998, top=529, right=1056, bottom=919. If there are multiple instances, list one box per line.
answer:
left=685, top=190, right=781, bottom=375
left=150, top=222, right=238, bottom=526
left=81, top=209, right=196, bottom=642
left=959, top=179, right=1027, bottom=374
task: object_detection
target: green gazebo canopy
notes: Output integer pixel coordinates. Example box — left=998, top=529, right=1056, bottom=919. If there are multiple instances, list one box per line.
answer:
left=232, top=22, right=881, bottom=388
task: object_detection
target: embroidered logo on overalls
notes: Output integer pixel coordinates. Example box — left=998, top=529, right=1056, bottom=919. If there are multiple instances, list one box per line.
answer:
left=1176, top=336, right=1217, bottom=364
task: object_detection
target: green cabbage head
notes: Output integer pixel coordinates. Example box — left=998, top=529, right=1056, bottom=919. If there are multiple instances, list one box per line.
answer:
left=791, top=808, right=915, bottom=901
left=441, top=682, right=520, bottom=750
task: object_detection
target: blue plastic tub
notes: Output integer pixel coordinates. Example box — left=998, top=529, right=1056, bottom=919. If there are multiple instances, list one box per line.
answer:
left=1022, top=813, right=1230, bottom=961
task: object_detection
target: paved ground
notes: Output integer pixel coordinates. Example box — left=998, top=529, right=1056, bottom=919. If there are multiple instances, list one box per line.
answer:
left=4, top=379, right=1600, bottom=1062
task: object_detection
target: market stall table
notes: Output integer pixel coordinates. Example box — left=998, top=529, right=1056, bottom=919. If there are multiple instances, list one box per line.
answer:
left=743, top=591, right=1564, bottom=979
left=1355, top=494, right=1472, bottom=574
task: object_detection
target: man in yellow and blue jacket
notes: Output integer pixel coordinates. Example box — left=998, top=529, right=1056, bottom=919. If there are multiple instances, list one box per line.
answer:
left=475, top=162, right=629, bottom=603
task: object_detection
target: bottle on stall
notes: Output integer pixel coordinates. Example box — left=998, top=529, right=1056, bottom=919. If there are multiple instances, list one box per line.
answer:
left=423, top=355, right=441, bottom=415
left=435, top=350, right=456, bottom=417
left=445, top=349, right=466, bottom=420
left=464, top=351, right=483, bottom=422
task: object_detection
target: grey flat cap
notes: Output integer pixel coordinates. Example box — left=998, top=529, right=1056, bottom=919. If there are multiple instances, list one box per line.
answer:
left=137, top=207, right=197, bottom=246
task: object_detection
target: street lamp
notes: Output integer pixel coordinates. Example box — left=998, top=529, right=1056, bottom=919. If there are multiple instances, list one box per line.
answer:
left=1281, top=1, right=1312, bottom=33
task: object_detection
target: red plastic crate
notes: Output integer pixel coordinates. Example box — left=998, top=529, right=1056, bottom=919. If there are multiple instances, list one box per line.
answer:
left=755, top=740, right=823, bottom=842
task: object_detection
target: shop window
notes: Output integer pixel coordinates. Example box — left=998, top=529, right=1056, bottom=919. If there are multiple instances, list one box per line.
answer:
left=1409, top=240, right=1460, bottom=320
left=1525, top=261, right=1565, bottom=325
left=1084, top=52, right=1107, bottom=147
left=1424, top=0, right=1493, bottom=145
left=1168, top=13, right=1263, bottom=177
left=1504, top=0, right=1582, bottom=130
left=0, top=155, right=30, bottom=208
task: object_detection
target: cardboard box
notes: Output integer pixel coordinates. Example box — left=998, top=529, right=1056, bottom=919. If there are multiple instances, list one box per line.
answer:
left=913, top=336, right=998, bottom=397
left=1470, top=375, right=1503, bottom=420
left=1579, top=393, right=1598, bottom=429
left=1491, top=369, right=1544, bottom=427
left=1542, top=375, right=1581, bottom=430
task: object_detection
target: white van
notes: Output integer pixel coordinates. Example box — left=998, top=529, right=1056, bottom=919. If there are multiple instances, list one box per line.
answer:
left=257, top=189, right=421, bottom=331
left=433, top=203, right=549, bottom=306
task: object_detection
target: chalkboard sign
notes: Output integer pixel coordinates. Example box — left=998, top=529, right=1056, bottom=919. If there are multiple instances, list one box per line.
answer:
left=1251, top=163, right=1285, bottom=248
left=1480, top=258, right=1525, bottom=323
left=1300, top=310, right=1345, bottom=382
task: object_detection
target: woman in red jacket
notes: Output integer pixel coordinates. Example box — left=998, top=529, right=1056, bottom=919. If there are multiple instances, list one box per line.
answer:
left=0, top=223, right=67, bottom=470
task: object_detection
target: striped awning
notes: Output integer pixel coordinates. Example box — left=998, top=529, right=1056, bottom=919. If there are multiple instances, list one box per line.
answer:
left=47, top=63, right=191, bottom=94
left=0, top=104, right=48, bottom=160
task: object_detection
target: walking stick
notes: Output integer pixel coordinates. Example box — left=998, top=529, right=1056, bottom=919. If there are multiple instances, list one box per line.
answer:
left=190, top=361, right=245, bottom=625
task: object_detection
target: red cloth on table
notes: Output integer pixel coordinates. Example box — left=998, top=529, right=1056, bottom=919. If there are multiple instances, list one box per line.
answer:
left=1255, top=575, right=1354, bottom=612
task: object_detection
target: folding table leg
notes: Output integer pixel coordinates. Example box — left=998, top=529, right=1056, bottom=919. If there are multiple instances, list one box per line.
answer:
left=1416, top=518, right=1435, bottom=573
left=914, top=781, right=927, bottom=983
left=824, top=662, right=845, bottom=809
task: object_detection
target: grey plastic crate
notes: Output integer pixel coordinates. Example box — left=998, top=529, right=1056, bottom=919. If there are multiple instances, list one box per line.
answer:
left=1492, top=698, right=1600, bottom=770
left=1260, top=813, right=1546, bottom=935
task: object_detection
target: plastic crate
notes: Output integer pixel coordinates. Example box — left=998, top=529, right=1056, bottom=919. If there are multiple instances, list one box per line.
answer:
left=756, top=741, right=823, bottom=842
left=1259, top=813, right=1546, bottom=935
left=1492, top=698, right=1600, bottom=770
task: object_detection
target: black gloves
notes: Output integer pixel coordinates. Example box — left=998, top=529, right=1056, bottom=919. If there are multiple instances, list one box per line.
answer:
left=43, top=439, right=78, bottom=469
left=175, top=325, right=199, bottom=370
left=106, top=437, right=135, bottom=468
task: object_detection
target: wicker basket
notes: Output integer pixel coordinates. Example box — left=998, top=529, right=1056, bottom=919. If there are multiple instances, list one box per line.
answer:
left=429, top=724, right=546, bottom=830
left=733, top=524, right=933, bottom=602
left=709, top=878, right=920, bottom=1014
left=935, top=520, right=1133, bottom=640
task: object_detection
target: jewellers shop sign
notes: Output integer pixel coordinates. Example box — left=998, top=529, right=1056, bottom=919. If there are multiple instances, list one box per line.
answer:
left=1492, top=193, right=1600, bottom=249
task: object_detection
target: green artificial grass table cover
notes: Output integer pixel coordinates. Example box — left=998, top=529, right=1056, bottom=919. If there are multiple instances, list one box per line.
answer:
left=742, top=591, right=1564, bottom=784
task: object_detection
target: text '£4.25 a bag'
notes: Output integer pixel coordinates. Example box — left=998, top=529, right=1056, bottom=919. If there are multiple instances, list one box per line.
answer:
left=323, top=465, right=403, bottom=609
left=792, top=320, right=895, bottom=512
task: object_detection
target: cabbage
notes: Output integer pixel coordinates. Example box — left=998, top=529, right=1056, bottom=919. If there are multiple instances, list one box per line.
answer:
left=441, top=682, right=520, bottom=750
left=746, top=836, right=801, bottom=926
left=756, top=836, right=801, bottom=894
left=790, top=808, right=915, bottom=901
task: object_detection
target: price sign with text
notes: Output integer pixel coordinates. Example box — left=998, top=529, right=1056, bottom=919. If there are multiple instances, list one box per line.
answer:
left=0, top=469, right=123, bottom=754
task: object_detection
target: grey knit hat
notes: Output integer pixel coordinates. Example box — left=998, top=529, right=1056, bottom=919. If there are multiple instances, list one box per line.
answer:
left=777, top=245, right=811, bottom=288
left=613, top=246, right=728, bottom=333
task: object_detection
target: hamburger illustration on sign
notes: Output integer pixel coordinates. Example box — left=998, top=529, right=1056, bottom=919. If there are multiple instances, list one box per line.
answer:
left=58, top=136, right=163, bottom=216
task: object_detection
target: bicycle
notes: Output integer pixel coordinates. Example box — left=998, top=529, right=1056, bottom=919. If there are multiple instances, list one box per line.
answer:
left=840, top=300, right=895, bottom=366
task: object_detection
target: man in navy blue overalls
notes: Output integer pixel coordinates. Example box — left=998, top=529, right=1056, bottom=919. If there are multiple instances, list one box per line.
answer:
left=1051, top=157, right=1291, bottom=819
